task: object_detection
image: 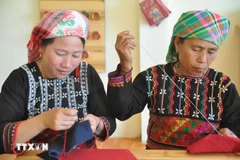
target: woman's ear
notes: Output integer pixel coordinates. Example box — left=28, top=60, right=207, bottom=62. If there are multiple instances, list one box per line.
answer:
left=38, top=44, right=46, bottom=57
left=38, top=45, right=43, bottom=53
left=174, top=36, right=180, bottom=53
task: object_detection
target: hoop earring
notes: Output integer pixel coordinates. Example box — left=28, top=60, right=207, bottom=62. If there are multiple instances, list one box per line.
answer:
left=171, top=51, right=178, bottom=62
left=39, top=53, right=42, bottom=59
left=176, top=51, right=179, bottom=61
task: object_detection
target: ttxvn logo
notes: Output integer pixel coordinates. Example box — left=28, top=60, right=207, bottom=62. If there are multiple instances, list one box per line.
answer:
left=15, top=143, right=48, bottom=151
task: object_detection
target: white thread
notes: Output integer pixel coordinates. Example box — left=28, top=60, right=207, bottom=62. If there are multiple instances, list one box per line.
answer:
left=140, top=44, right=220, bottom=135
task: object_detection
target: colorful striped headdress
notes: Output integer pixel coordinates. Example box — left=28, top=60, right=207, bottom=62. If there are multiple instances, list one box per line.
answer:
left=27, top=9, right=89, bottom=63
left=166, top=10, right=230, bottom=63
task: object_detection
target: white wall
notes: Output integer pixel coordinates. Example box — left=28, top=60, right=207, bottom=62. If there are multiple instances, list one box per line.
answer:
left=140, top=0, right=240, bottom=143
left=0, top=0, right=39, bottom=86
left=139, top=0, right=170, bottom=144
left=103, top=0, right=141, bottom=138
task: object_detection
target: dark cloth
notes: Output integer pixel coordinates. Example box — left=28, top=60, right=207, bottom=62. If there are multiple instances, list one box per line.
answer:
left=107, top=63, right=240, bottom=149
left=0, top=61, right=116, bottom=154
left=37, top=120, right=93, bottom=160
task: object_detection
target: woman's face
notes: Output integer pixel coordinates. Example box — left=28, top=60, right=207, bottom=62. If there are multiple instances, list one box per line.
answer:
left=40, top=36, right=84, bottom=79
left=174, top=37, right=218, bottom=77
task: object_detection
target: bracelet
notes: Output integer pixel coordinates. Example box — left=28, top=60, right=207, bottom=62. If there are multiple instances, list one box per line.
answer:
left=120, top=70, right=129, bottom=73
left=120, top=67, right=132, bottom=73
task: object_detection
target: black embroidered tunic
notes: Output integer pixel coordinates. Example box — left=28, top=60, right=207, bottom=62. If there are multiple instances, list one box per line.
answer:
left=108, top=63, right=240, bottom=149
left=0, top=61, right=116, bottom=154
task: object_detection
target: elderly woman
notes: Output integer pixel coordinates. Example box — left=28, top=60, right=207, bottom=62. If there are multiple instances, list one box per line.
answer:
left=0, top=9, right=116, bottom=154
left=108, top=10, right=240, bottom=149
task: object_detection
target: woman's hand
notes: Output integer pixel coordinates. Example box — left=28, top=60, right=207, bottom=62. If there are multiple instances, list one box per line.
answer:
left=219, top=128, right=238, bottom=138
left=81, top=114, right=102, bottom=134
left=115, top=31, right=136, bottom=73
left=40, top=108, right=78, bottom=131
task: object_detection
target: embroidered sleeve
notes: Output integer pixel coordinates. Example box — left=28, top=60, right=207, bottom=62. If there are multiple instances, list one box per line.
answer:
left=94, top=117, right=110, bottom=141
left=2, top=122, right=25, bottom=155
left=108, top=64, right=132, bottom=87
left=107, top=66, right=149, bottom=120
left=218, top=75, right=240, bottom=137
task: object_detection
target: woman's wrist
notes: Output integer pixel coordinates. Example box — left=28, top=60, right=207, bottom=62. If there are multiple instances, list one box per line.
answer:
left=120, top=65, right=132, bottom=72
left=119, top=63, right=132, bottom=75
left=94, top=117, right=104, bottom=136
left=35, top=114, right=47, bottom=131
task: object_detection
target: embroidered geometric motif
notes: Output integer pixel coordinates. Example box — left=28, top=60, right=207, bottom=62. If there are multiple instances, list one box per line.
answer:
left=148, top=116, right=219, bottom=147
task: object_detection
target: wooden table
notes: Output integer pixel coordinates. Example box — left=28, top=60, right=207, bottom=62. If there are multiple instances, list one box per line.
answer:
left=130, top=150, right=240, bottom=160
left=2, top=149, right=236, bottom=160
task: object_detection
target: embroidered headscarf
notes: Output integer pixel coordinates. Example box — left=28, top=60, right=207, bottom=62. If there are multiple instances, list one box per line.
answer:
left=27, top=9, right=89, bottom=63
left=166, top=10, right=230, bottom=63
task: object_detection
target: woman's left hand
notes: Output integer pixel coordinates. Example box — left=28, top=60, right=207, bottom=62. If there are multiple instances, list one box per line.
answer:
left=219, top=128, right=238, bottom=138
left=81, top=114, right=102, bottom=133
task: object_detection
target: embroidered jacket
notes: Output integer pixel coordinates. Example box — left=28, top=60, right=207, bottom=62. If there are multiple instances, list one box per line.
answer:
left=108, top=63, right=240, bottom=149
left=0, top=62, right=116, bottom=154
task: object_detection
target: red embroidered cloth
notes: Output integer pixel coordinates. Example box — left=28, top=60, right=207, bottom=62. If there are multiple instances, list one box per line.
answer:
left=59, top=149, right=137, bottom=160
left=187, top=134, right=240, bottom=153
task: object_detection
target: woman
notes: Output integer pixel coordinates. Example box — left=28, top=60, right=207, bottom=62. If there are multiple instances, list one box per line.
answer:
left=0, top=9, right=116, bottom=154
left=108, top=10, right=240, bottom=149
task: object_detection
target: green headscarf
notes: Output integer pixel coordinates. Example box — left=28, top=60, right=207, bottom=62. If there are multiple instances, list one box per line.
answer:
left=166, top=10, right=230, bottom=63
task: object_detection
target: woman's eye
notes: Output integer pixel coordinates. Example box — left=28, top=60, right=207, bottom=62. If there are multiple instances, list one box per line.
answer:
left=72, top=55, right=80, bottom=58
left=208, top=51, right=216, bottom=55
left=72, top=52, right=82, bottom=58
left=192, top=48, right=200, bottom=52
left=56, top=52, right=65, bottom=56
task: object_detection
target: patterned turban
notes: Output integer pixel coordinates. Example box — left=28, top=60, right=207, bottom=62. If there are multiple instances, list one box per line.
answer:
left=27, top=9, right=89, bottom=63
left=166, top=10, right=230, bottom=63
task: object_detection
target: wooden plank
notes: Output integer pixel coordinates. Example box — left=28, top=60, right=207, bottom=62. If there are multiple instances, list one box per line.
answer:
left=40, top=11, right=105, bottom=19
left=87, top=22, right=105, bottom=47
left=40, top=1, right=104, bottom=12
left=82, top=50, right=105, bottom=72
left=84, top=46, right=104, bottom=51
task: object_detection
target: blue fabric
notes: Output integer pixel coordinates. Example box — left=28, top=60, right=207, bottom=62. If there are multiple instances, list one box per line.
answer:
left=65, top=120, right=93, bottom=153
left=37, top=120, right=93, bottom=160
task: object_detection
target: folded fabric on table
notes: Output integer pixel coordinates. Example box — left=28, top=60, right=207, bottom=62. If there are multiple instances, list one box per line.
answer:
left=187, top=134, right=240, bottom=153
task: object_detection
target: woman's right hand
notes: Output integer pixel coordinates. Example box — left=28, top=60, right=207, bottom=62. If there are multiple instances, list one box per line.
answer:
left=40, top=108, right=78, bottom=131
left=115, top=31, right=136, bottom=72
